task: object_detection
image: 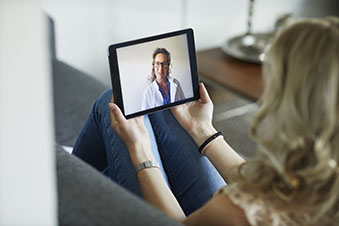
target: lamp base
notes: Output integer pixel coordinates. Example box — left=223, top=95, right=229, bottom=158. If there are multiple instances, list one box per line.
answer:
left=222, top=32, right=272, bottom=64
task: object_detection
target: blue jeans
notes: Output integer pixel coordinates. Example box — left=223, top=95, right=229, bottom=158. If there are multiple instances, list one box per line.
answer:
left=72, top=89, right=226, bottom=215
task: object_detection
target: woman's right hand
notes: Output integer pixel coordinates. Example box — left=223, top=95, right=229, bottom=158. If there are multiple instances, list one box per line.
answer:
left=109, top=100, right=155, bottom=165
left=171, top=83, right=217, bottom=146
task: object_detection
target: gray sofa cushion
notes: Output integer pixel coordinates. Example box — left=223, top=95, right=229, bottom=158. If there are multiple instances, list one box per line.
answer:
left=52, top=60, right=108, bottom=146
left=56, top=145, right=183, bottom=226
left=49, top=12, right=108, bottom=147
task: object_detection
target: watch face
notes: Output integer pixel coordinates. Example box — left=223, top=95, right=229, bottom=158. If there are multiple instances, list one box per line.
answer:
left=135, top=161, right=160, bottom=173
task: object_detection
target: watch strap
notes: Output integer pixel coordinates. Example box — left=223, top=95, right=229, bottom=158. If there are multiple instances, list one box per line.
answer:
left=135, top=160, right=160, bottom=173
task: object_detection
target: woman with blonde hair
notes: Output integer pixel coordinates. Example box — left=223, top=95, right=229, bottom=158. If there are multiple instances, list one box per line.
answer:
left=73, top=17, right=339, bottom=225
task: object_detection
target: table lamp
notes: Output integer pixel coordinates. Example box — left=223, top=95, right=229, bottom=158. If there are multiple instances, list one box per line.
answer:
left=222, top=0, right=272, bottom=64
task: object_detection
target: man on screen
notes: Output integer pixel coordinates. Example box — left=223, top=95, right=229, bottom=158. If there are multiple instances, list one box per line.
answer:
left=141, top=48, right=185, bottom=110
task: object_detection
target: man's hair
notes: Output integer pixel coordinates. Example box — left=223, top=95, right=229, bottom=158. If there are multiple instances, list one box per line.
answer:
left=148, top=47, right=172, bottom=82
left=235, top=16, right=339, bottom=224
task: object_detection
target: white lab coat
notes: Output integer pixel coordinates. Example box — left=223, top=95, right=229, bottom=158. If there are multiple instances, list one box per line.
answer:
left=141, top=77, right=185, bottom=110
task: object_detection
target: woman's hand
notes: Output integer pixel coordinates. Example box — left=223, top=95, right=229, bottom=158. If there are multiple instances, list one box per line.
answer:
left=171, top=83, right=217, bottom=146
left=109, top=100, right=154, bottom=164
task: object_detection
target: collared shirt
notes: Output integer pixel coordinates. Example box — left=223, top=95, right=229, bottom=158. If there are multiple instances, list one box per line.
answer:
left=157, top=79, right=171, bottom=105
left=141, top=77, right=186, bottom=111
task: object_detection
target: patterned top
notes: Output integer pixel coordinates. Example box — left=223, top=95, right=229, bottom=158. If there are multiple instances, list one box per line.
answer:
left=214, top=183, right=330, bottom=226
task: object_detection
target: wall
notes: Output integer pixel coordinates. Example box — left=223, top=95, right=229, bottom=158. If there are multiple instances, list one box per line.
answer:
left=43, top=0, right=339, bottom=85
left=0, top=0, right=57, bottom=225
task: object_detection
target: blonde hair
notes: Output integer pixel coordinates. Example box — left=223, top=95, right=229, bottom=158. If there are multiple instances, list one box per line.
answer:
left=236, top=17, right=339, bottom=225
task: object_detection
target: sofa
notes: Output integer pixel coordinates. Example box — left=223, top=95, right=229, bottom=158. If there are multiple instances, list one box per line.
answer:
left=50, top=16, right=182, bottom=226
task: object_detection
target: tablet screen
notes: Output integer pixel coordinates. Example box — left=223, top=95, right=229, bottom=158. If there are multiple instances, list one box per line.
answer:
left=108, top=28, right=199, bottom=119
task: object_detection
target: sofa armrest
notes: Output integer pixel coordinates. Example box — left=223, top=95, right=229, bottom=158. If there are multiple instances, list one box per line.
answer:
left=56, top=146, right=183, bottom=226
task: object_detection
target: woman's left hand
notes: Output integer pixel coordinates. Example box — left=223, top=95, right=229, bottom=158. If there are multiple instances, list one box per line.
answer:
left=108, top=100, right=151, bottom=154
left=171, top=83, right=217, bottom=146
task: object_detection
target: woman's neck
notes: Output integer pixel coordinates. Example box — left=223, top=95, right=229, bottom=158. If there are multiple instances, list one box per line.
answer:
left=156, top=77, right=168, bottom=86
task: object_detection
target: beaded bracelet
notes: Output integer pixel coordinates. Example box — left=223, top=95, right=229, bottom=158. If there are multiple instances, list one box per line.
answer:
left=198, top=131, right=223, bottom=154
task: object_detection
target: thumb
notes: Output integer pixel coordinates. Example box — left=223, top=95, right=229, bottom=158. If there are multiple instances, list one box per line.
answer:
left=199, top=82, right=211, bottom=104
left=171, top=103, right=183, bottom=114
left=109, top=103, right=126, bottom=127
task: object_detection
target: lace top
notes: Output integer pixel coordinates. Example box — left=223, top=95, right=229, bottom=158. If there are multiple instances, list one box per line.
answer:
left=215, top=183, right=316, bottom=226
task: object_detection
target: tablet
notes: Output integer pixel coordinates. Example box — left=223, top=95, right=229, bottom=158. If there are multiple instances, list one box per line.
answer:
left=108, top=28, right=200, bottom=119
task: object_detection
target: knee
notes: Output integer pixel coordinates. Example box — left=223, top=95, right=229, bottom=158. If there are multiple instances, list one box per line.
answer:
left=98, top=88, right=113, bottom=104
left=93, top=88, right=113, bottom=114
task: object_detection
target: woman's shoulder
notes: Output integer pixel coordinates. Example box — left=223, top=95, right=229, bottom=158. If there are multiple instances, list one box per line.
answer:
left=169, top=77, right=181, bottom=85
left=142, top=81, right=156, bottom=98
left=215, top=183, right=304, bottom=226
left=145, top=80, right=158, bottom=90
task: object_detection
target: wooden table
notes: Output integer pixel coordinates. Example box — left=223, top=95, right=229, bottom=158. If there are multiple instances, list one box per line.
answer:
left=197, top=48, right=263, bottom=101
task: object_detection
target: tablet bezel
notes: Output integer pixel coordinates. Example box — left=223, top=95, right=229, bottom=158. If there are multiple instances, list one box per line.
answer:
left=108, top=28, right=200, bottom=119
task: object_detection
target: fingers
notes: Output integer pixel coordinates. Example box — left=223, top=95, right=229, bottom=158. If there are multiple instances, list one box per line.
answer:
left=109, top=103, right=117, bottom=129
left=109, top=96, right=116, bottom=128
left=199, top=82, right=212, bottom=104
left=109, top=103, right=126, bottom=130
left=133, top=115, right=144, bottom=126
left=109, top=103, right=125, bottom=122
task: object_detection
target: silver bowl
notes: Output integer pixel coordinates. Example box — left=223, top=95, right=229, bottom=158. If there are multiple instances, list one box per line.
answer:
left=222, top=32, right=272, bottom=64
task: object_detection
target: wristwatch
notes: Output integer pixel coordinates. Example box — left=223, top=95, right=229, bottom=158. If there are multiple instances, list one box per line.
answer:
left=135, top=160, right=160, bottom=173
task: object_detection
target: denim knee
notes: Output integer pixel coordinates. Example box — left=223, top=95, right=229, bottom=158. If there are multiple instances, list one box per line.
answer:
left=93, top=89, right=113, bottom=114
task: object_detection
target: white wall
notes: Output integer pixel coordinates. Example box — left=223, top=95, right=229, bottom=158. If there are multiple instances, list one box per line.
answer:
left=0, top=0, right=57, bottom=225
left=43, top=0, right=339, bottom=85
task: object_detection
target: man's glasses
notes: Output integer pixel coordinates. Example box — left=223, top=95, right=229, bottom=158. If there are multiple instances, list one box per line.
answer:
left=154, top=61, right=169, bottom=69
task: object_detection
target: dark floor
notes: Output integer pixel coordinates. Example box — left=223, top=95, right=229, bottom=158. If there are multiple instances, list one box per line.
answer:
left=204, top=83, right=257, bottom=159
